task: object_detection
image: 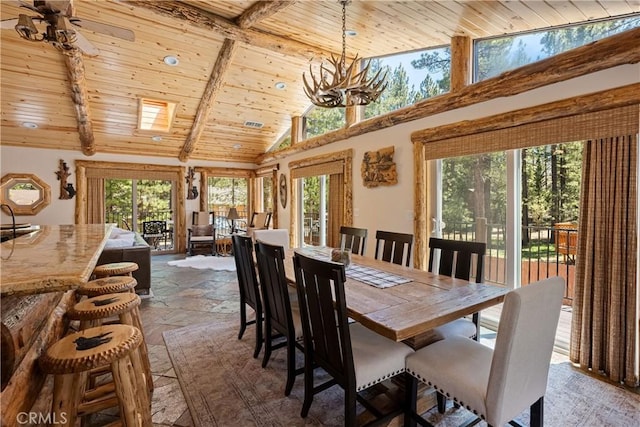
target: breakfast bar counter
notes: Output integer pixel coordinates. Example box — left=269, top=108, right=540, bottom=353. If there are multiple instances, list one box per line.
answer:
left=0, top=224, right=113, bottom=424
left=1, top=224, right=113, bottom=296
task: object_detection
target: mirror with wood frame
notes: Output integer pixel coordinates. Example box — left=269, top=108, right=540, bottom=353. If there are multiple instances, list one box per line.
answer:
left=0, top=173, right=51, bottom=215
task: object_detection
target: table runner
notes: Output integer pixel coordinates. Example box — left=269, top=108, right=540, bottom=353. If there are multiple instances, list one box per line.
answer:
left=346, top=263, right=411, bottom=288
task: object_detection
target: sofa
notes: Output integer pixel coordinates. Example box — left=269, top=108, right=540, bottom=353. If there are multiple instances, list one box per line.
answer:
left=97, top=228, right=151, bottom=295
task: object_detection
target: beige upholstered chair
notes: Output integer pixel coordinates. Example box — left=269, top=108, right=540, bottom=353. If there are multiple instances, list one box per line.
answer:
left=406, top=276, right=565, bottom=427
left=187, top=211, right=216, bottom=255
left=252, top=229, right=289, bottom=250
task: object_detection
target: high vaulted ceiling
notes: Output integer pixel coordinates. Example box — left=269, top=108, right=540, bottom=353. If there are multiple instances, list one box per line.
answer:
left=1, top=0, right=638, bottom=164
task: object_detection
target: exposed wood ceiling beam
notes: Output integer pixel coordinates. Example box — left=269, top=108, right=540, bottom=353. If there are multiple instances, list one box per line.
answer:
left=179, top=39, right=237, bottom=162
left=257, top=27, right=640, bottom=164
left=179, top=2, right=295, bottom=162
left=63, top=49, right=95, bottom=156
left=236, top=1, right=295, bottom=29
left=125, top=1, right=328, bottom=60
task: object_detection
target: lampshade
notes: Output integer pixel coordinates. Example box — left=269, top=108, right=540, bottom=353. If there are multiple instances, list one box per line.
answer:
left=227, top=207, right=240, bottom=220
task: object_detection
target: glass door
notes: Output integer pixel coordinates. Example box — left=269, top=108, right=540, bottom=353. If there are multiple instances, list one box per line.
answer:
left=104, top=178, right=175, bottom=251
left=297, top=175, right=328, bottom=247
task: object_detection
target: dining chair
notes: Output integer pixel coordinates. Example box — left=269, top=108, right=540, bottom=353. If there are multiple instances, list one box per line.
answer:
left=292, top=252, right=414, bottom=425
left=231, top=235, right=263, bottom=359
left=427, top=237, right=488, bottom=413
left=406, top=276, right=565, bottom=427
left=428, top=237, right=486, bottom=340
left=374, top=230, right=413, bottom=267
left=339, top=226, right=368, bottom=256
left=253, top=229, right=290, bottom=250
left=254, top=240, right=304, bottom=396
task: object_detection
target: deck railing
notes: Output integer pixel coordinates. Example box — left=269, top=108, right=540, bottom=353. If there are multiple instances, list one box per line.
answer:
left=443, top=221, right=576, bottom=304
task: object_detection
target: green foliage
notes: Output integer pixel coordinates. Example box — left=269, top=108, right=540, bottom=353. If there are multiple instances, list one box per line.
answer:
left=305, top=107, right=344, bottom=138
left=207, top=177, right=248, bottom=212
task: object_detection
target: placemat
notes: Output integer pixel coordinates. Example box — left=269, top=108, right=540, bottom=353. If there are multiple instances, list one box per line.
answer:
left=346, top=264, right=411, bottom=288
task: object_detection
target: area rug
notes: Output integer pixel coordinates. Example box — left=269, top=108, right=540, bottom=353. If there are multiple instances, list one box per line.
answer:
left=164, top=319, right=640, bottom=427
left=167, top=255, right=236, bottom=271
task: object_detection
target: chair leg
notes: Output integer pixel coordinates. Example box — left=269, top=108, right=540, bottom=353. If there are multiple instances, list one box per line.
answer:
left=404, top=374, right=418, bottom=427
left=530, top=396, right=543, bottom=427
left=238, top=302, right=247, bottom=340
left=284, top=335, right=296, bottom=396
left=261, top=321, right=272, bottom=368
left=253, top=310, right=263, bottom=359
left=345, top=388, right=357, bottom=427
left=300, top=352, right=314, bottom=418
left=472, top=312, right=481, bottom=341
left=437, top=391, right=446, bottom=413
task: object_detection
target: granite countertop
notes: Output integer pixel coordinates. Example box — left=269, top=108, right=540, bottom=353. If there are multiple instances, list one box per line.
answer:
left=0, top=224, right=113, bottom=296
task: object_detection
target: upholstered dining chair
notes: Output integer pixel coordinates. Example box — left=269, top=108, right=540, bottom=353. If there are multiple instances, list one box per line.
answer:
left=405, top=276, right=565, bottom=427
left=292, top=252, right=414, bottom=425
left=427, top=237, right=488, bottom=413
left=339, top=226, right=368, bottom=256
left=231, top=234, right=263, bottom=359
left=253, top=229, right=290, bottom=250
left=254, top=240, right=304, bottom=396
left=374, top=230, right=414, bottom=267
left=428, top=237, right=487, bottom=341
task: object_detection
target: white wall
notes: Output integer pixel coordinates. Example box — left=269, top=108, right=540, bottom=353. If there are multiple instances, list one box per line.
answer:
left=2, top=64, right=638, bottom=256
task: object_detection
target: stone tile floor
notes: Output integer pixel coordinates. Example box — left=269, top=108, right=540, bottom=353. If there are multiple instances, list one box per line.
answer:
left=142, top=253, right=241, bottom=426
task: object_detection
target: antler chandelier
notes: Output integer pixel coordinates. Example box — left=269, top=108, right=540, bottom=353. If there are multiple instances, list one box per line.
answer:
left=303, top=0, right=387, bottom=108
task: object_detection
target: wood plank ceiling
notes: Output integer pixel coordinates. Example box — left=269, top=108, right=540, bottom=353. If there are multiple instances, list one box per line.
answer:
left=1, top=0, right=638, bottom=164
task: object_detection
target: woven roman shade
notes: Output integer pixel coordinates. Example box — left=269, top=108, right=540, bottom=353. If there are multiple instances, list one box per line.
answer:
left=421, top=105, right=639, bottom=160
left=290, top=161, right=344, bottom=179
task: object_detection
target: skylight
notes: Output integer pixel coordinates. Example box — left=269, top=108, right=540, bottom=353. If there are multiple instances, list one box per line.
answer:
left=138, top=98, right=177, bottom=132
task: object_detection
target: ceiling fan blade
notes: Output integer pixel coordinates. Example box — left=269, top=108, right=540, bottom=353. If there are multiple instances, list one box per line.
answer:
left=1, top=18, right=20, bottom=29
left=72, top=28, right=100, bottom=56
left=17, top=1, right=43, bottom=14
left=70, top=17, right=134, bottom=42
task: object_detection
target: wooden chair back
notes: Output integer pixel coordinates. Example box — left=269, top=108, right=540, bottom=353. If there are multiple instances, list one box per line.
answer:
left=231, top=235, right=261, bottom=314
left=255, top=241, right=295, bottom=339
left=339, top=226, right=368, bottom=256
left=292, top=253, right=353, bottom=391
left=374, top=230, right=414, bottom=267
left=428, top=237, right=486, bottom=283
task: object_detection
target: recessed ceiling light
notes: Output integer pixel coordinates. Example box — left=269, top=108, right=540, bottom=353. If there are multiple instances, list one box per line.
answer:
left=22, top=121, right=38, bottom=129
left=151, top=135, right=163, bottom=142
left=345, top=29, right=357, bottom=37
left=163, top=55, right=179, bottom=66
left=274, top=82, right=286, bottom=90
left=233, top=144, right=242, bottom=150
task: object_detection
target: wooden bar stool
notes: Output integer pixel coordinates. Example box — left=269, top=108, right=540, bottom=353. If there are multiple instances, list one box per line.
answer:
left=67, top=292, right=154, bottom=393
left=76, top=276, right=137, bottom=297
left=93, top=261, right=138, bottom=279
left=39, top=324, right=151, bottom=427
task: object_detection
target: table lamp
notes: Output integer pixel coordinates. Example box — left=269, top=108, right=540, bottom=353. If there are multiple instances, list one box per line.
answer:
left=227, top=207, right=240, bottom=233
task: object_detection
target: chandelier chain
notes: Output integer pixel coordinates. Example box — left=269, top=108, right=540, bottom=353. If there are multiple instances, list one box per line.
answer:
left=341, top=0, right=347, bottom=74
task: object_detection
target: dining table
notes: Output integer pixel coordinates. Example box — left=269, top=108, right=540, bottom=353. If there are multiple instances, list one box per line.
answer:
left=285, top=247, right=509, bottom=349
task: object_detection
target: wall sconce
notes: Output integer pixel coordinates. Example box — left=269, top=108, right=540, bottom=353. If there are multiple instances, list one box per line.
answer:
left=186, top=167, right=198, bottom=200
left=55, top=159, right=75, bottom=199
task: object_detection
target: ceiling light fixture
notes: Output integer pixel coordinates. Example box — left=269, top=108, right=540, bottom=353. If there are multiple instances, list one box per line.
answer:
left=22, top=121, right=38, bottom=129
left=163, top=55, right=179, bottom=66
left=274, top=82, right=286, bottom=90
left=302, top=0, right=387, bottom=108
left=151, top=135, right=163, bottom=142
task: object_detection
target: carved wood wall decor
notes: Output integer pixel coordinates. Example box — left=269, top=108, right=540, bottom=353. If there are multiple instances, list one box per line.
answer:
left=55, top=160, right=75, bottom=199
left=361, top=146, right=397, bottom=188
left=186, top=167, right=198, bottom=199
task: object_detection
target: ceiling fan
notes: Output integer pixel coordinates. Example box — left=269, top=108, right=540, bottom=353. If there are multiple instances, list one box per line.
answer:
left=0, top=0, right=135, bottom=56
